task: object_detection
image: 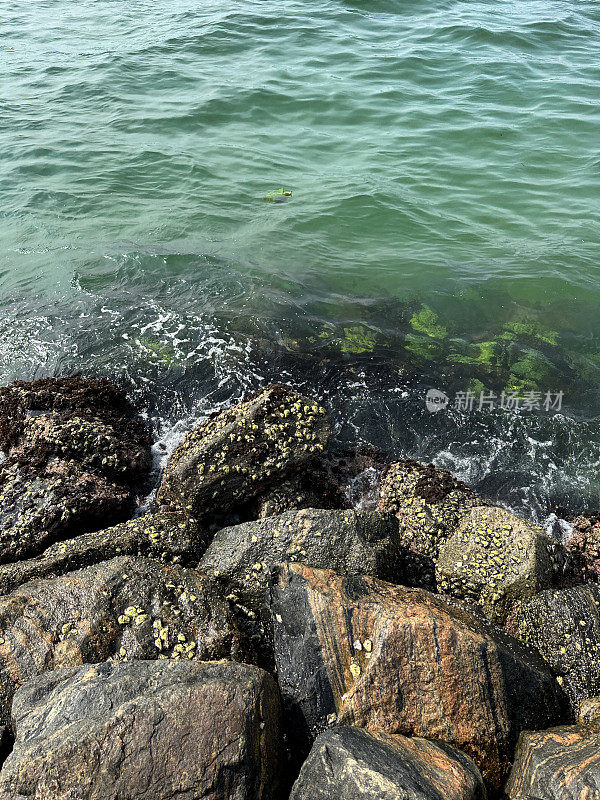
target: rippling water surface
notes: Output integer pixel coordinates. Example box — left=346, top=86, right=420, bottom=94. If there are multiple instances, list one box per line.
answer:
left=1, top=0, right=599, bottom=521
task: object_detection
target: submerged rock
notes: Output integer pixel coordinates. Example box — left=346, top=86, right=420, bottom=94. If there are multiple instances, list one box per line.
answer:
left=0, top=376, right=152, bottom=562
left=0, top=555, right=252, bottom=725
left=436, top=505, right=561, bottom=624
left=505, top=721, right=600, bottom=800
left=512, top=584, right=600, bottom=714
left=268, top=562, right=565, bottom=791
left=157, top=384, right=330, bottom=517
left=0, top=660, right=281, bottom=800
left=289, top=727, right=486, bottom=800
left=0, top=512, right=206, bottom=595
left=377, top=460, right=485, bottom=590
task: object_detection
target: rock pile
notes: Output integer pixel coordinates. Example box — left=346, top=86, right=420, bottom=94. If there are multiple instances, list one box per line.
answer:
left=0, top=377, right=596, bottom=800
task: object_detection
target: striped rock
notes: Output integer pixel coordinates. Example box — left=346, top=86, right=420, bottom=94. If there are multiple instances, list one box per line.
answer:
left=269, top=562, right=565, bottom=792
left=512, top=584, right=600, bottom=714
left=0, top=660, right=281, bottom=800
left=505, top=722, right=600, bottom=799
left=290, top=727, right=486, bottom=800
left=0, top=555, right=251, bottom=726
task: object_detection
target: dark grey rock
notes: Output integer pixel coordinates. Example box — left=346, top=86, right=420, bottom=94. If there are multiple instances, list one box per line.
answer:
left=289, top=727, right=486, bottom=800
left=0, top=660, right=281, bottom=800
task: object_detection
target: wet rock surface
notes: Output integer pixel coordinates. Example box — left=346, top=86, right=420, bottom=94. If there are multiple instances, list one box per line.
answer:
left=505, top=721, right=600, bottom=800
left=0, top=377, right=152, bottom=562
left=436, top=505, right=560, bottom=624
left=289, top=727, right=486, bottom=800
left=0, top=555, right=252, bottom=725
left=157, top=384, right=330, bottom=517
left=0, top=660, right=281, bottom=800
left=0, top=512, right=206, bottom=596
left=269, top=562, right=565, bottom=792
left=512, top=584, right=600, bottom=714
left=377, top=460, right=485, bottom=590
left=567, top=513, right=600, bottom=584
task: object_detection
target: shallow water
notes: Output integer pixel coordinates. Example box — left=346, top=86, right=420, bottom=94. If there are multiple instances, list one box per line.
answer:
left=1, top=0, right=599, bottom=521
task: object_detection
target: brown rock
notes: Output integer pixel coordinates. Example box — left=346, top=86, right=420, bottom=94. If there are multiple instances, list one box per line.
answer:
left=269, top=563, right=566, bottom=792
left=377, top=460, right=485, bottom=590
left=0, top=660, right=281, bottom=800
left=505, top=722, right=600, bottom=799
left=0, top=555, right=252, bottom=725
left=578, top=696, right=600, bottom=726
left=567, top=513, right=600, bottom=584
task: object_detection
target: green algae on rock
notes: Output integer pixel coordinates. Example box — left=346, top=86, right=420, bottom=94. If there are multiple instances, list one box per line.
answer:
left=436, top=505, right=563, bottom=625
left=409, top=305, right=447, bottom=339
left=157, top=384, right=330, bottom=517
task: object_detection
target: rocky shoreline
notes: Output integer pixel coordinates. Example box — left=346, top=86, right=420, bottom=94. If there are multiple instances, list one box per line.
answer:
left=0, top=376, right=598, bottom=798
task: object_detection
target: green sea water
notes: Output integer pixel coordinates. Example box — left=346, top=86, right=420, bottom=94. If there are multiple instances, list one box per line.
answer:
left=1, top=0, right=599, bottom=520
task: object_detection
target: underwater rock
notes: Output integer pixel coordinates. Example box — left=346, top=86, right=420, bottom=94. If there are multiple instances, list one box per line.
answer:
left=199, top=509, right=402, bottom=667
left=268, top=562, right=565, bottom=792
left=0, top=376, right=152, bottom=562
left=0, top=555, right=252, bottom=726
left=567, top=513, right=600, bottom=584
left=436, top=505, right=561, bottom=625
left=0, top=660, right=281, bottom=800
left=289, top=727, right=486, bottom=800
left=157, top=384, right=330, bottom=518
left=511, top=584, right=600, bottom=715
left=377, top=460, right=486, bottom=590
left=505, top=721, right=600, bottom=800
left=0, top=512, right=206, bottom=595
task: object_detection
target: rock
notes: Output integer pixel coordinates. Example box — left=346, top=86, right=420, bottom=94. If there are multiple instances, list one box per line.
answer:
left=289, top=727, right=486, bottom=800
left=254, top=471, right=347, bottom=518
left=157, top=384, right=330, bottom=517
left=200, top=508, right=402, bottom=668
left=377, top=460, right=485, bottom=590
left=0, top=376, right=152, bottom=562
left=269, top=562, right=565, bottom=792
left=567, top=513, right=600, bottom=584
left=436, top=505, right=562, bottom=624
left=0, top=555, right=252, bottom=725
left=512, top=584, right=600, bottom=714
left=505, top=721, right=600, bottom=799
left=0, top=512, right=206, bottom=595
left=578, top=696, right=600, bottom=726
left=0, top=660, right=281, bottom=800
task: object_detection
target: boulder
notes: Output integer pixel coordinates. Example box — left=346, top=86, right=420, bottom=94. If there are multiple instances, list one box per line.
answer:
left=436, top=506, right=562, bottom=624
left=156, top=385, right=330, bottom=517
left=289, top=727, right=486, bottom=800
left=578, top=696, right=600, bottom=726
left=505, top=722, right=600, bottom=799
left=0, top=555, right=252, bottom=725
left=512, top=584, right=600, bottom=714
left=567, top=513, right=600, bottom=584
left=0, top=512, right=206, bottom=595
left=199, top=508, right=402, bottom=668
left=254, top=471, right=347, bottom=518
left=377, top=460, right=485, bottom=590
left=0, top=660, right=281, bottom=800
left=269, top=562, right=565, bottom=792
left=0, top=376, right=152, bottom=562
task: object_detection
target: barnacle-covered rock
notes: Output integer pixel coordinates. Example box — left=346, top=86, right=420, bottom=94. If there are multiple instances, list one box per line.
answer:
left=0, top=376, right=152, bottom=562
left=255, top=470, right=347, bottom=518
left=0, top=555, right=252, bottom=725
left=156, top=385, right=330, bottom=517
left=199, top=508, right=402, bottom=667
left=0, top=660, right=282, bottom=800
left=289, top=727, right=486, bottom=800
left=268, top=562, right=565, bottom=792
left=511, top=584, right=600, bottom=714
left=377, top=460, right=485, bottom=590
left=567, top=513, right=600, bottom=584
left=0, top=512, right=206, bottom=595
left=0, top=460, right=132, bottom=563
left=505, top=721, right=600, bottom=799
left=436, top=505, right=561, bottom=624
